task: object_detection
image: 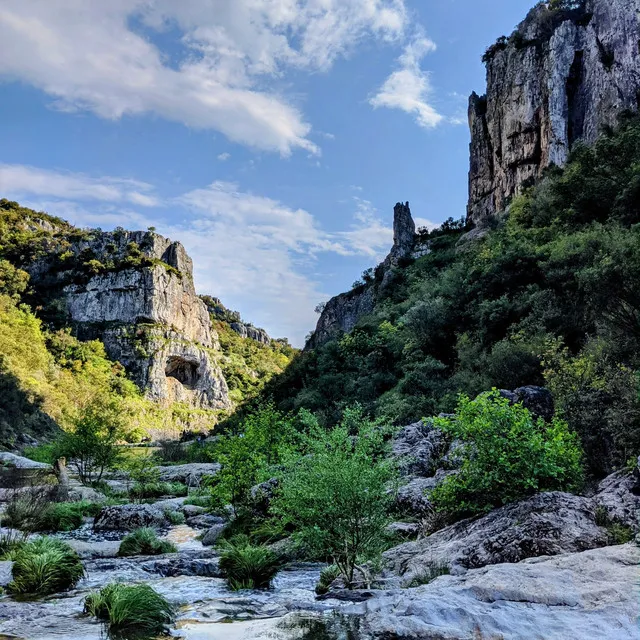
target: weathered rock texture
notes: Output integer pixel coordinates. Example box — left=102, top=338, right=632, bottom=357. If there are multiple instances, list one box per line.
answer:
left=307, top=203, right=417, bottom=348
left=93, top=503, right=171, bottom=531
left=34, top=229, right=231, bottom=411
left=356, top=544, right=640, bottom=640
left=384, top=491, right=608, bottom=577
left=468, top=0, right=640, bottom=226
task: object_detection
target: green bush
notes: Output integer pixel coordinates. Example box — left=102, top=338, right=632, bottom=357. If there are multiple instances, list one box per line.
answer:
left=272, top=407, right=395, bottom=588
left=8, top=537, right=84, bottom=595
left=1, top=490, right=49, bottom=531
left=218, top=537, right=281, bottom=590
left=430, top=391, right=584, bottom=518
left=118, top=528, right=177, bottom=557
left=84, top=582, right=175, bottom=637
left=0, top=530, right=27, bottom=560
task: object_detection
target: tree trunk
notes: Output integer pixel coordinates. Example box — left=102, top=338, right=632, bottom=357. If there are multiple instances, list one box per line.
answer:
left=53, top=457, right=70, bottom=502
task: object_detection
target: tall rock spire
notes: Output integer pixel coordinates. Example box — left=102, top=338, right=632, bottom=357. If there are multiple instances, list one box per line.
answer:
left=390, top=201, right=416, bottom=262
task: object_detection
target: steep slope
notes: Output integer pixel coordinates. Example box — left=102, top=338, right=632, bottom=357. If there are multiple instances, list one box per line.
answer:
left=468, top=0, right=640, bottom=226
left=266, top=111, right=640, bottom=477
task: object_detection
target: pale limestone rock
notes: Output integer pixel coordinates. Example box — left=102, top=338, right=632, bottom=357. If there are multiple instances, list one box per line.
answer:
left=468, top=0, right=640, bottom=226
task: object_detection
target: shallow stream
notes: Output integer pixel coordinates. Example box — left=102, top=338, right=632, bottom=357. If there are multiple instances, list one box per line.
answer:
left=0, top=524, right=361, bottom=640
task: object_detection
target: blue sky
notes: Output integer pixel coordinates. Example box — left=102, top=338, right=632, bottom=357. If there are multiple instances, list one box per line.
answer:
left=0, top=0, right=533, bottom=345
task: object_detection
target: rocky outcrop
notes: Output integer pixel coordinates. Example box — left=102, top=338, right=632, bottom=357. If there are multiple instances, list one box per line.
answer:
left=499, top=385, right=555, bottom=420
left=229, top=322, right=271, bottom=345
left=93, top=503, right=171, bottom=531
left=355, top=543, right=640, bottom=640
left=34, top=228, right=231, bottom=411
left=468, top=0, right=640, bottom=226
left=156, top=463, right=220, bottom=486
left=595, top=467, right=640, bottom=531
left=307, top=202, right=417, bottom=348
left=384, top=491, right=608, bottom=578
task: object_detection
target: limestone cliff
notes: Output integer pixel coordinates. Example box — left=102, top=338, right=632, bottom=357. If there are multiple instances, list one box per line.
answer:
left=28, top=228, right=230, bottom=411
left=468, top=0, right=640, bottom=226
left=307, top=202, right=417, bottom=349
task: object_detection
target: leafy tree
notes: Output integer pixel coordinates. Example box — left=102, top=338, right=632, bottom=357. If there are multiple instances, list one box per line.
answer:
left=54, top=398, right=126, bottom=485
left=430, top=391, right=584, bottom=518
left=272, top=407, right=395, bottom=588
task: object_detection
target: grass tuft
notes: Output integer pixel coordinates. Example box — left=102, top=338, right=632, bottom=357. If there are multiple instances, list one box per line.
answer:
left=315, top=564, right=340, bottom=595
left=218, top=537, right=281, bottom=590
left=8, top=537, right=84, bottom=595
left=118, top=528, right=177, bottom=557
left=85, top=582, right=175, bottom=636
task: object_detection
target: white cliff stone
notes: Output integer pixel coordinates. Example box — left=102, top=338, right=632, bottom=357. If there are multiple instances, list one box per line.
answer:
left=468, top=0, right=640, bottom=226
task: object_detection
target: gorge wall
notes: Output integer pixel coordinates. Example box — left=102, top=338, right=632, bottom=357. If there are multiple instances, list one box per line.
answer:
left=28, top=227, right=231, bottom=411
left=468, top=0, right=640, bottom=226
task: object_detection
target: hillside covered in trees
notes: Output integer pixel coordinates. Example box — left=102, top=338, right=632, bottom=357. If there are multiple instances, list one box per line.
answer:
left=262, top=113, right=640, bottom=477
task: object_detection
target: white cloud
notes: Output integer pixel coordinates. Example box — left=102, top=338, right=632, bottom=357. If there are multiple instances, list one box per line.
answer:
left=369, top=34, right=443, bottom=128
left=0, top=0, right=411, bottom=155
left=2, top=165, right=395, bottom=345
left=217, top=153, right=231, bottom=161
left=0, top=164, right=159, bottom=207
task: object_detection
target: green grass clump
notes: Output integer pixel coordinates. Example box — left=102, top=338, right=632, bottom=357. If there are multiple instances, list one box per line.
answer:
left=183, top=495, right=210, bottom=508
left=118, top=528, right=177, bottom=557
left=0, top=530, right=27, bottom=560
left=8, top=537, right=84, bottom=595
left=34, top=501, right=102, bottom=532
left=164, top=509, right=185, bottom=525
left=218, top=537, right=281, bottom=590
left=129, top=482, right=187, bottom=500
left=315, top=565, right=340, bottom=595
left=84, top=582, right=175, bottom=637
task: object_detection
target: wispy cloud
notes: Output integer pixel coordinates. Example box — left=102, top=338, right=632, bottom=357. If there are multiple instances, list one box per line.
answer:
left=0, top=0, right=412, bottom=156
left=217, top=153, right=231, bottom=162
left=369, top=33, right=443, bottom=128
left=1, top=164, right=394, bottom=345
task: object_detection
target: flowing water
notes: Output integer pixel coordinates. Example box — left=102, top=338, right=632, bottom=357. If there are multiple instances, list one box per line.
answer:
left=0, top=524, right=361, bottom=640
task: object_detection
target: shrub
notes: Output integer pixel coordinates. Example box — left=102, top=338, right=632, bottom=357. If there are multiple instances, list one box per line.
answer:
left=183, top=494, right=210, bottom=508
left=84, top=582, right=175, bottom=636
left=430, top=391, right=584, bottom=518
left=8, top=537, right=84, bottom=595
left=118, top=528, right=177, bottom=557
left=272, top=407, right=395, bottom=588
left=315, top=565, right=340, bottom=595
left=218, top=538, right=281, bottom=590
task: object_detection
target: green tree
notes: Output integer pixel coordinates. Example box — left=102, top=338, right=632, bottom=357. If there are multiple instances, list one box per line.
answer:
left=430, top=391, right=584, bottom=518
left=272, top=407, right=395, bottom=588
left=55, top=398, right=126, bottom=485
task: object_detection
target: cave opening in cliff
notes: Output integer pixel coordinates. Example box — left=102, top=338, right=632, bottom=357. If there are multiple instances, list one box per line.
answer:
left=165, top=356, right=199, bottom=389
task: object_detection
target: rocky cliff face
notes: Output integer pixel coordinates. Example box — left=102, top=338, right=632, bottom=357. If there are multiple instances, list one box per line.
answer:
left=30, top=229, right=230, bottom=411
left=307, top=203, right=416, bottom=349
left=468, top=0, right=640, bottom=226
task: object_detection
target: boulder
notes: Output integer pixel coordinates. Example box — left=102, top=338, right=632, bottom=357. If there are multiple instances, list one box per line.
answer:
left=499, top=385, right=554, bottom=421
left=0, top=561, right=12, bottom=587
left=157, top=463, right=220, bottom=486
left=201, top=523, right=226, bottom=546
left=181, top=504, right=207, bottom=518
left=394, top=471, right=456, bottom=517
left=357, top=544, right=640, bottom=640
left=392, top=421, right=447, bottom=477
left=0, top=453, right=50, bottom=469
left=93, top=504, right=170, bottom=531
left=595, top=470, right=640, bottom=532
left=384, top=492, right=608, bottom=578
left=186, top=514, right=225, bottom=529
